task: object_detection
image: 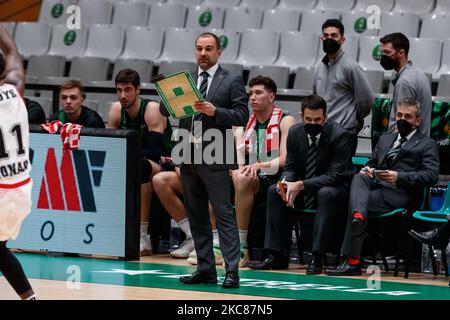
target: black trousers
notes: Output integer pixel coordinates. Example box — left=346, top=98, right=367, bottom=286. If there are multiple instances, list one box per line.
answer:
left=264, top=183, right=348, bottom=256
left=180, top=164, right=240, bottom=274
left=341, top=174, right=410, bottom=258
left=0, top=241, right=32, bottom=296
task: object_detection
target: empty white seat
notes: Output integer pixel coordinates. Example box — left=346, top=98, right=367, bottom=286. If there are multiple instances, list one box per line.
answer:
left=379, top=12, right=420, bottom=38
left=27, top=96, right=53, bottom=119
left=148, top=2, right=187, bottom=29
left=210, top=29, right=241, bottom=63
left=275, top=95, right=304, bottom=121
left=408, top=38, right=442, bottom=75
left=434, top=0, right=450, bottom=15
left=276, top=31, right=319, bottom=71
left=340, top=10, right=378, bottom=36
left=0, top=22, right=15, bottom=37
left=436, top=74, right=450, bottom=97
left=248, top=65, right=290, bottom=89
left=364, top=69, right=384, bottom=94
left=167, top=0, right=203, bottom=4
left=356, top=137, right=372, bottom=156
left=186, top=6, right=225, bottom=29
left=262, top=8, right=301, bottom=32
left=315, top=0, right=355, bottom=11
left=357, top=111, right=372, bottom=138
left=39, top=0, right=70, bottom=24
left=27, top=54, right=66, bottom=78
left=84, top=99, right=100, bottom=114
left=235, top=29, right=279, bottom=68
left=69, top=57, right=110, bottom=82
left=392, top=0, right=435, bottom=15
left=358, top=35, right=383, bottom=71
left=14, top=23, right=52, bottom=58
left=158, top=61, right=197, bottom=76
left=220, top=62, right=243, bottom=77
left=47, top=24, right=88, bottom=59
left=299, top=10, right=340, bottom=33
left=112, top=58, right=154, bottom=83
left=120, top=26, right=164, bottom=61
left=293, top=66, right=315, bottom=91
left=34, top=76, right=75, bottom=99
left=342, top=33, right=359, bottom=62
left=420, top=14, right=450, bottom=39
left=202, top=0, right=241, bottom=7
left=223, top=7, right=263, bottom=30
left=24, top=75, right=38, bottom=98
left=240, top=0, right=278, bottom=9
left=86, top=80, right=118, bottom=107
left=83, top=24, right=126, bottom=60
left=112, top=1, right=149, bottom=26
left=79, top=0, right=113, bottom=25
left=435, top=39, right=450, bottom=79
left=353, top=0, right=394, bottom=12
left=157, top=28, right=199, bottom=63
left=96, top=100, right=114, bottom=123
left=278, top=0, right=317, bottom=10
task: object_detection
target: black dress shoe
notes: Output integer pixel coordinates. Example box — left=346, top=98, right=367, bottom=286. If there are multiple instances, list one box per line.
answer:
left=222, top=271, right=239, bottom=289
left=351, top=218, right=366, bottom=236
left=409, top=229, right=449, bottom=250
left=306, top=254, right=323, bottom=275
left=325, top=259, right=362, bottom=276
left=179, top=270, right=217, bottom=285
left=248, top=254, right=288, bottom=270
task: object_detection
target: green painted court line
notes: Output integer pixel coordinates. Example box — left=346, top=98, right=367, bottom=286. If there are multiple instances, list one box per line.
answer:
left=12, top=253, right=450, bottom=300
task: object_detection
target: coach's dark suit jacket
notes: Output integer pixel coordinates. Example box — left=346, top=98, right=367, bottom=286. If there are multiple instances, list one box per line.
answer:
left=282, top=121, right=355, bottom=196
left=366, top=130, right=440, bottom=206
left=262, top=121, right=355, bottom=256
left=160, top=65, right=249, bottom=169
left=160, top=64, right=248, bottom=273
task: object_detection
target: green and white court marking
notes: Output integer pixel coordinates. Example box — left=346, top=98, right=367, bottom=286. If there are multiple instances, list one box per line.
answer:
left=13, top=253, right=450, bottom=300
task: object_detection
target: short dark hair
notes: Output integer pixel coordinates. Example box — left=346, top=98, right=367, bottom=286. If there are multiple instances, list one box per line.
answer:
left=195, top=32, right=221, bottom=50
left=115, top=69, right=141, bottom=88
left=380, top=32, right=410, bottom=56
left=248, top=75, right=277, bottom=95
left=301, top=95, right=327, bottom=115
left=60, top=79, right=84, bottom=96
left=322, top=19, right=344, bottom=36
left=0, top=53, right=5, bottom=78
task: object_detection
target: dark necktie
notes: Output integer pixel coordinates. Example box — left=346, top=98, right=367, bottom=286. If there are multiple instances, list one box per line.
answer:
left=304, top=135, right=317, bottom=209
left=384, top=136, right=407, bottom=168
left=191, top=71, right=209, bottom=139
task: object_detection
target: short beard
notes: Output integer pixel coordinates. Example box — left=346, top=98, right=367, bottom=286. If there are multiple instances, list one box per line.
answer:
left=122, top=98, right=137, bottom=109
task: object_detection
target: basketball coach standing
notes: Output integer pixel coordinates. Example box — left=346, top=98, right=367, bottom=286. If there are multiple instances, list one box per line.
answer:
left=159, top=32, right=249, bottom=288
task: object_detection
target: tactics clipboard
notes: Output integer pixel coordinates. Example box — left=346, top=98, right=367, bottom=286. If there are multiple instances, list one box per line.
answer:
left=153, top=70, right=203, bottom=119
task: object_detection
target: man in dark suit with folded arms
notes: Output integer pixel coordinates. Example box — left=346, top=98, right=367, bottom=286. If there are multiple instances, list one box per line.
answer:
left=248, top=95, right=354, bottom=274
left=326, top=98, right=440, bottom=276
left=159, top=32, right=248, bottom=288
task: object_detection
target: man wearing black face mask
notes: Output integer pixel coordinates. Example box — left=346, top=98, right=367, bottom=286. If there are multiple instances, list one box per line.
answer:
left=313, top=19, right=374, bottom=155
left=379, top=33, right=432, bottom=137
left=248, top=95, right=355, bottom=273
left=326, top=99, right=439, bottom=277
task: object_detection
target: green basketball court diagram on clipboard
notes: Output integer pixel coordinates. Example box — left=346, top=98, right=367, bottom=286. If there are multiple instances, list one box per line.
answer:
left=154, top=70, right=204, bottom=120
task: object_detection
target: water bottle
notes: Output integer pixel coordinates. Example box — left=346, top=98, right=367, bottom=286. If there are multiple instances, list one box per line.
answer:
left=169, top=219, right=181, bottom=250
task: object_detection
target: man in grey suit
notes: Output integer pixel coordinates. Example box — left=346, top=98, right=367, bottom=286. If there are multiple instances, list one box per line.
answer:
left=160, top=32, right=248, bottom=288
left=326, top=99, right=440, bottom=276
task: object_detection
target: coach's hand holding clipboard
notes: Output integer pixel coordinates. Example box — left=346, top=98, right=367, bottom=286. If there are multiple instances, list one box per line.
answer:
left=152, top=71, right=204, bottom=119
